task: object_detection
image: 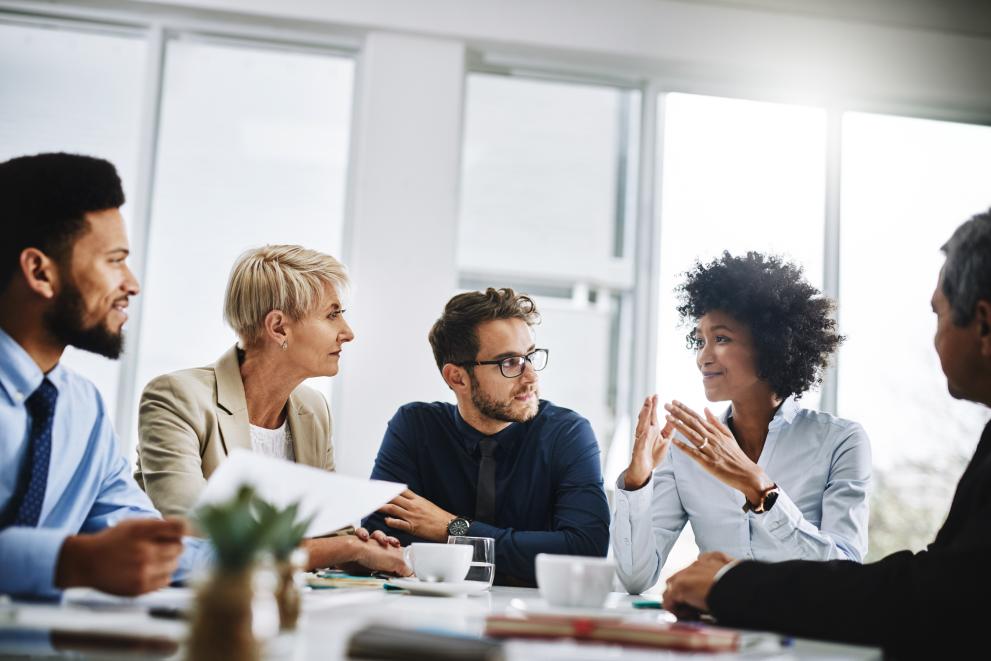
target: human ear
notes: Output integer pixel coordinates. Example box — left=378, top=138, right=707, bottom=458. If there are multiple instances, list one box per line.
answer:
left=442, top=363, right=469, bottom=393
left=19, top=248, right=60, bottom=300
left=976, top=300, right=991, bottom=358
left=263, top=310, right=289, bottom=348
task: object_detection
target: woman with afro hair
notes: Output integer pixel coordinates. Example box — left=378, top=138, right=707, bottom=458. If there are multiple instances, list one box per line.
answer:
left=612, top=251, right=872, bottom=595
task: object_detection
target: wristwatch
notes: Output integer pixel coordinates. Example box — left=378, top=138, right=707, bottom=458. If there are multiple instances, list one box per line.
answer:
left=447, top=517, right=471, bottom=536
left=742, top=483, right=780, bottom=514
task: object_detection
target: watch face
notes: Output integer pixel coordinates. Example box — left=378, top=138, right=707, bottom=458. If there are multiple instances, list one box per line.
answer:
left=448, top=518, right=469, bottom=536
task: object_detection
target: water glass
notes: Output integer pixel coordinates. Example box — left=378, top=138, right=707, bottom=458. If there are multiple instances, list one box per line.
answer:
left=447, top=535, right=495, bottom=588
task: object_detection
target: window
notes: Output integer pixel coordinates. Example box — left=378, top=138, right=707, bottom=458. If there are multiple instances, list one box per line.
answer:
left=837, top=112, right=991, bottom=557
left=459, top=72, right=640, bottom=456
left=653, top=93, right=828, bottom=580
left=0, top=21, right=147, bottom=421
left=133, top=38, right=354, bottom=438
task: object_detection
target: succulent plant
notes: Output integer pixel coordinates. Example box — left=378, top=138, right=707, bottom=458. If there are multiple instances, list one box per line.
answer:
left=193, top=485, right=314, bottom=572
left=194, top=485, right=271, bottom=572
left=251, top=497, right=314, bottom=562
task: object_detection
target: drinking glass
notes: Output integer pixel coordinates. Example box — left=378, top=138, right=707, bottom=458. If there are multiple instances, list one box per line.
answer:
left=447, top=536, right=495, bottom=588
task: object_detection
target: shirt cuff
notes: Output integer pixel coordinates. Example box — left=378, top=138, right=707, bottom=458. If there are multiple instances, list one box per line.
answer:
left=467, top=520, right=500, bottom=539
left=0, top=527, right=71, bottom=597
left=173, top=537, right=215, bottom=584
left=712, top=559, right=742, bottom=585
left=749, top=488, right=803, bottom=541
left=614, top=470, right=655, bottom=516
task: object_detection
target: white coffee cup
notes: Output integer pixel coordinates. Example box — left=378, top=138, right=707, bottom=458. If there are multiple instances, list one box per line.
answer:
left=403, top=543, right=472, bottom=583
left=535, top=553, right=615, bottom=608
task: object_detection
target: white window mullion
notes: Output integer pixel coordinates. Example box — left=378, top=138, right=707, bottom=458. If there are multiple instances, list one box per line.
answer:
left=114, top=22, right=166, bottom=458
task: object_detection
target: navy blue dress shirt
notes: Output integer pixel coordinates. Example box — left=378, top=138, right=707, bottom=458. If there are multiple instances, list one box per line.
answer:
left=363, top=399, right=610, bottom=586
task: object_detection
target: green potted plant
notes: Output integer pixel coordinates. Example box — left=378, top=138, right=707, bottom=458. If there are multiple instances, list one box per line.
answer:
left=188, top=485, right=271, bottom=661
left=252, top=498, right=313, bottom=631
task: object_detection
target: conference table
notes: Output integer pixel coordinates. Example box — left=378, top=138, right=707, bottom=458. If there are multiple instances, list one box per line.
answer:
left=0, top=585, right=881, bottom=660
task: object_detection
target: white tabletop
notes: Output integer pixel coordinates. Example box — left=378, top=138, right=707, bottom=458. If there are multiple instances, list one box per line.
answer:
left=0, top=586, right=882, bottom=660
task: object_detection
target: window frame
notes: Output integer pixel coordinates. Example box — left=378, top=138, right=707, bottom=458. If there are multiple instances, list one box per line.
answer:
left=1, top=6, right=359, bottom=453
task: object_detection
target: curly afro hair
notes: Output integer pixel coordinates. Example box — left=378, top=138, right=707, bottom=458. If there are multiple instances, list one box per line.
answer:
left=676, top=251, right=843, bottom=400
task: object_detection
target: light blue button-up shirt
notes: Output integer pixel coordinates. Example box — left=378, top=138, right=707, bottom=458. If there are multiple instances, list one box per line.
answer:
left=0, top=328, right=210, bottom=597
left=611, top=397, right=872, bottom=594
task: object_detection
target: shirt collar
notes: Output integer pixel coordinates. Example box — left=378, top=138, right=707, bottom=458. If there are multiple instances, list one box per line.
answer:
left=453, top=401, right=546, bottom=456
left=773, top=395, right=800, bottom=426
left=0, top=327, right=46, bottom=405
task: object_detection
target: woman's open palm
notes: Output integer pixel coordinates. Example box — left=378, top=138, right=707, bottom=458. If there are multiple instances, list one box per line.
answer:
left=625, top=395, right=675, bottom=490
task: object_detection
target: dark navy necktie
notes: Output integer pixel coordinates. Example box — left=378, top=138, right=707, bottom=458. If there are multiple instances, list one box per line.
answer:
left=9, top=378, right=58, bottom=527
left=475, top=439, right=498, bottom=523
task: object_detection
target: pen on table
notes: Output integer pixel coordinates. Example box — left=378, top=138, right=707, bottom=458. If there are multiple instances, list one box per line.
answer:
left=149, top=606, right=187, bottom=620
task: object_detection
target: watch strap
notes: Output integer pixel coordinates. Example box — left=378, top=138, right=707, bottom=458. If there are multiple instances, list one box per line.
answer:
left=742, top=483, right=779, bottom=513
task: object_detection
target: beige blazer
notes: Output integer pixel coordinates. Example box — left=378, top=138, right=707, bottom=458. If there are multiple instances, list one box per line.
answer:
left=135, top=345, right=334, bottom=518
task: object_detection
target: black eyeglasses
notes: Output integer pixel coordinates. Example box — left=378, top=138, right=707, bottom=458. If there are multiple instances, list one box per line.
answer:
left=458, top=348, right=549, bottom=378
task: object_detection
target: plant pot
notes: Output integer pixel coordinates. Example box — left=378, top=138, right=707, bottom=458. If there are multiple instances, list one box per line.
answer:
left=274, top=547, right=308, bottom=631
left=275, top=562, right=301, bottom=631
left=187, top=569, right=257, bottom=661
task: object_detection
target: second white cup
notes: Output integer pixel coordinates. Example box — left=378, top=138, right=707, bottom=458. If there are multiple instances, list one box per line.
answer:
left=535, top=553, right=615, bottom=608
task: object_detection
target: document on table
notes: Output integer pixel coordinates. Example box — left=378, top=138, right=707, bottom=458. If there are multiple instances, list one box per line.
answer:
left=194, top=449, right=406, bottom=537
left=62, top=586, right=193, bottom=611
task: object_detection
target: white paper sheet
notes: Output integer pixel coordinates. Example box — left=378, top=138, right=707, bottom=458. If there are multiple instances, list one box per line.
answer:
left=193, top=449, right=405, bottom=537
left=62, top=586, right=193, bottom=611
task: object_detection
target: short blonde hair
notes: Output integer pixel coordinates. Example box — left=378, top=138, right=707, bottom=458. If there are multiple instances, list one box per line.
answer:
left=224, top=244, right=349, bottom=347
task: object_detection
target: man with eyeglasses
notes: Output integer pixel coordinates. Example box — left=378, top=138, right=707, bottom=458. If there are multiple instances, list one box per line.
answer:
left=362, top=288, right=609, bottom=586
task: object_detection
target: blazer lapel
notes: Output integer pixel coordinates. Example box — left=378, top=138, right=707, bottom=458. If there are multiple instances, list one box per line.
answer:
left=214, top=345, right=252, bottom=456
left=287, top=389, right=324, bottom=469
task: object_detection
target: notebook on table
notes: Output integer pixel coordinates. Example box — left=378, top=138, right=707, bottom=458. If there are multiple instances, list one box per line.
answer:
left=484, top=613, right=739, bottom=652
left=347, top=625, right=504, bottom=661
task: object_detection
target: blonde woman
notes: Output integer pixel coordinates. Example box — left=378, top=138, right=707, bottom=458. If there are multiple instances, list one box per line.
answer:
left=136, top=245, right=409, bottom=575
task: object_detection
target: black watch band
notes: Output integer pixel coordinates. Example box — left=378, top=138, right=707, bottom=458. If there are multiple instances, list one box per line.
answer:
left=447, top=517, right=471, bottom=536
left=742, top=484, right=780, bottom=514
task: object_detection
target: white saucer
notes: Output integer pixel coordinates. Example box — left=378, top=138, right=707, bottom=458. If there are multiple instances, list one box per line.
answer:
left=386, top=578, right=491, bottom=597
left=506, top=598, right=626, bottom=620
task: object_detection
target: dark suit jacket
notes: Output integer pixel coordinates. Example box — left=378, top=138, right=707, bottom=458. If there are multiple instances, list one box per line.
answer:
left=709, top=420, right=991, bottom=658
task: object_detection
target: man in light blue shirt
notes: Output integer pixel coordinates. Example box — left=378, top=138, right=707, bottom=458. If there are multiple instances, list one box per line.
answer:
left=0, top=152, right=209, bottom=597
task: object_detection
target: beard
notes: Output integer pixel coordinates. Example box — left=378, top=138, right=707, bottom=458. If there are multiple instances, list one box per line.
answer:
left=469, top=371, right=539, bottom=424
left=44, top=277, right=125, bottom=359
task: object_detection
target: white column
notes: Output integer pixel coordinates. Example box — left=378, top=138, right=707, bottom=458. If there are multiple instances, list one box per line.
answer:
left=334, top=32, right=466, bottom=477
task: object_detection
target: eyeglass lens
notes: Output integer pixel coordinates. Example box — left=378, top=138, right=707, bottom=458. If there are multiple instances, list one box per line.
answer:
left=499, top=349, right=548, bottom=377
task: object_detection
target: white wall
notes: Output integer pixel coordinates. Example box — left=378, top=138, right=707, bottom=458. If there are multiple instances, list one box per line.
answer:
left=333, top=32, right=465, bottom=476
left=127, top=0, right=991, bottom=119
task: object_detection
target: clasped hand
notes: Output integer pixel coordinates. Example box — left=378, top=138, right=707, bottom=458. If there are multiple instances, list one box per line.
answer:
left=378, top=489, right=456, bottom=542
